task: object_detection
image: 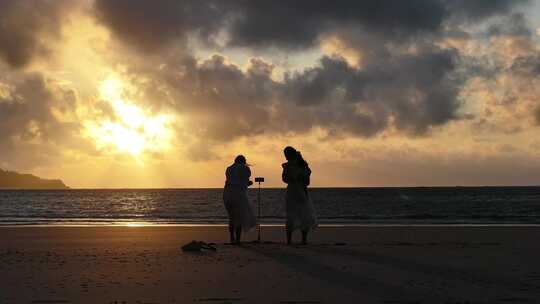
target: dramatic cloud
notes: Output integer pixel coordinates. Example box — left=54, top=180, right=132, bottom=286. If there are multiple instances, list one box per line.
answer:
left=138, top=55, right=275, bottom=141
left=280, top=48, right=462, bottom=136
left=0, top=0, right=73, bottom=68
left=0, top=68, right=88, bottom=172
left=129, top=48, right=461, bottom=143
left=512, top=54, right=540, bottom=76
left=1, top=0, right=540, bottom=186
left=91, top=0, right=531, bottom=142
left=226, top=0, right=447, bottom=49
left=93, top=0, right=226, bottom=52
left=93, top=0, right=529, bottom=50
left=0, top=73, right=73, bottom=141
left=447, top=0, right=529, bottom=21
left=486, top=13, right=532, bottom=37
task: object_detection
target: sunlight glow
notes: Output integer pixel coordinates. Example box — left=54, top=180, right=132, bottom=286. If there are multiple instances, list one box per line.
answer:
left=124, top=222, right=150, bottom=227
left=84, top=76, right=174, bottom=159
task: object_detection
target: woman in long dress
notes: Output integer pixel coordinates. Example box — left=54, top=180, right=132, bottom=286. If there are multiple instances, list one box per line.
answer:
left=282, top=146, right=317, bottom=245
left=223, top=155, right=256, bottom=244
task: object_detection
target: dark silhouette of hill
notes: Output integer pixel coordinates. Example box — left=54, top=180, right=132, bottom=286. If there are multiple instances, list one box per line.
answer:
left=0, top=169, right=68, bottom=189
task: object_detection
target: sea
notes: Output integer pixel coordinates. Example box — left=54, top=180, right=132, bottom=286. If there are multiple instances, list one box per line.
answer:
left=0, top=187, right=539, bottom=226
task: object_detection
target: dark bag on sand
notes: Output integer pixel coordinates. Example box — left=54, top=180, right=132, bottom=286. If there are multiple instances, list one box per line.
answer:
left=182, top=240, right=217, bottom=252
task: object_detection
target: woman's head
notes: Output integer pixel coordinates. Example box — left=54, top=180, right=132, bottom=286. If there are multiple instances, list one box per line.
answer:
left=234, top=155, right=246, bottom=164
left=283, top=146, right=297, bottom=161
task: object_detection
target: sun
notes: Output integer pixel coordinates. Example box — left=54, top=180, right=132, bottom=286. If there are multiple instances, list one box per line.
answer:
left=84, top=76, right=174, bottom=159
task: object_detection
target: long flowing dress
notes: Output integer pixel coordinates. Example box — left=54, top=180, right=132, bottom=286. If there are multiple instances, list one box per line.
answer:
left=223, top=163, right=256, bottom=231
left=282, top=160, right=317, bottom=231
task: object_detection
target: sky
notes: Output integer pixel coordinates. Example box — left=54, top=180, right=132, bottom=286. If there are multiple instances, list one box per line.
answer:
left=1, top=0, right=540, bottom=188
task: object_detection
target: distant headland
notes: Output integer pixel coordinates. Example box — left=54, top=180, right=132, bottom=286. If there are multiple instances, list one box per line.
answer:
left=0, top=169, right=69, bottom=189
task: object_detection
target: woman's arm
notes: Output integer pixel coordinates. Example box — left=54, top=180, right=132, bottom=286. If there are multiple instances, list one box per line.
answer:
left=282, top=163, right=289, bottom=183
left=225, top=167, right=230, bottom=182
left=245, top=166, right=253, bottom=187
left=303, top=167, right=311, bottom=187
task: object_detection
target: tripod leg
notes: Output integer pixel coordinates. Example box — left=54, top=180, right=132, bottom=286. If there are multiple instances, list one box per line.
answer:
left=257, top=183, right=261, bottom=242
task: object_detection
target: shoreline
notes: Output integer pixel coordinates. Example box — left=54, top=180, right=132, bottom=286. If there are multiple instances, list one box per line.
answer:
left=1, top=225, right=540, bottom=303
left=2, top=185, right=540, bottom=189
left=3, top=223, right=540, bottom=227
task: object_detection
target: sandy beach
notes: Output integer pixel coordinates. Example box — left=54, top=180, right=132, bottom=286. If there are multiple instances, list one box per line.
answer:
left=1, top=225, right=540, bottom=304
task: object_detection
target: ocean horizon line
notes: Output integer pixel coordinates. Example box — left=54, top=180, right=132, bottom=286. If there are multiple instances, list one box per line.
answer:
left=2, top=185, right=540, bottom=190
left=2, top=223, right=540, bottom=228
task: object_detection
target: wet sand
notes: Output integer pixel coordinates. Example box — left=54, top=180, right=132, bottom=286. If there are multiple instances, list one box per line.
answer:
left=1, top=225, right=540, bottom=303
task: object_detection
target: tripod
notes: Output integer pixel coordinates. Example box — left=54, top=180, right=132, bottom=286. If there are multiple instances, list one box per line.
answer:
left=255, top=177, right=264, bottom=242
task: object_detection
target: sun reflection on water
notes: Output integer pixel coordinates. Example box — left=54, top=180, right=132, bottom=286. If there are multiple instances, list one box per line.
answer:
left=124, top=222, right=150, bottom=227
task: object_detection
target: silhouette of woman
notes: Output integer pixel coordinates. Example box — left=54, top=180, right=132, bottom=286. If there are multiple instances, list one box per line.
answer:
left=282, top=146, right=317, bottom=245
left=223, top=155, right=256, bottom=244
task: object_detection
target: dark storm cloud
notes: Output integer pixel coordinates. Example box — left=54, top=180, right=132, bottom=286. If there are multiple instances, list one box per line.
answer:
left=0, top=73, right=78, bottom=144
left=280, top=48, right=462, bottom=136
left=0, top=0, right=71, bottom=68
left=509, top=54, right=540, bottom=125
left=226, top=0, right=447, bottom=49
left=234, top=0, right=531, bottom=48
left=511, top=54, right=540, bottom=76
left=446, top=0, right=529, bottom=21
left=93, top=0, right=527, bottom=51
left=486, top=13, right=532, bottom=37
left=145, top=55, right=276, bottom=140
left=93, top=0, right=226, bottom=52
left=94, top=0, right=533, bottom=142
left=141, top=47, right=461, bottom=140
left=0, top=73, right=82, bottom=170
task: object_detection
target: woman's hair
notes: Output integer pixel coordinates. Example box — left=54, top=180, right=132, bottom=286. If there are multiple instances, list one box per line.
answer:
left=296, top=151, right=309, bottom=169
left=234, top=155, right=246, bottom=164
left=284, top=146, right=309, bottom=169
left=283, top=146, right=297, bottom=160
